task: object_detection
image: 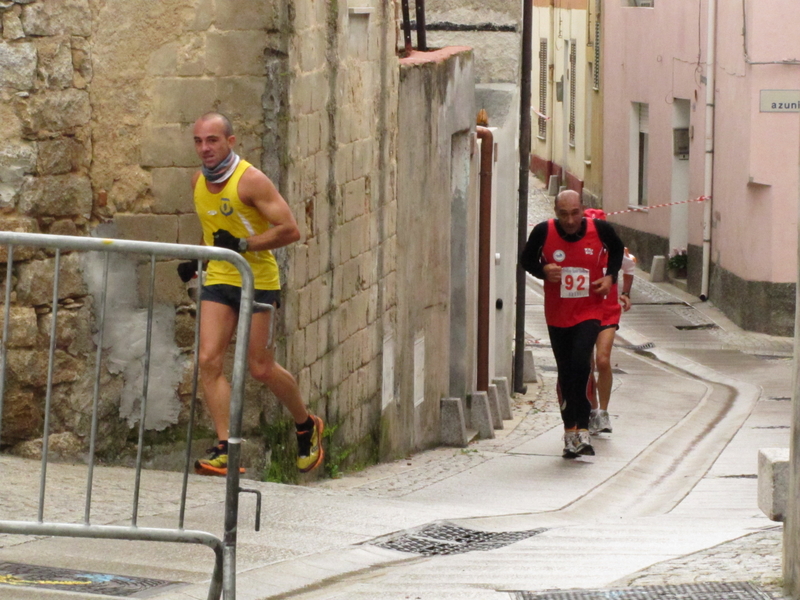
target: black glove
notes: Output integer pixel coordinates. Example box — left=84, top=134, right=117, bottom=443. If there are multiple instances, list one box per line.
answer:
left=177, top=261, right=198, bottom=283
left=213, top=229, right=247, bottom=253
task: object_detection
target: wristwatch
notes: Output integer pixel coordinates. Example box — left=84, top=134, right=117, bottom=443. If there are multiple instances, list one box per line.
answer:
left=620, top=291, right=630, bottom=297
left=238, top=238, right=248, bottom=253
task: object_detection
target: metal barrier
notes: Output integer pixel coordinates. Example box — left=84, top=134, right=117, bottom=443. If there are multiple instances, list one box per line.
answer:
left=0, top=231, right=273, bottom=599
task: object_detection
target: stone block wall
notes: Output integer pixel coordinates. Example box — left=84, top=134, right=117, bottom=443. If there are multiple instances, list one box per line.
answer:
left=0, top=0, right=291, bottom=458
left=0, top=0, right=482, bottom=479
left=0, top=0, right=96, bottom=449
left=279, top=1, right=401, bottom=470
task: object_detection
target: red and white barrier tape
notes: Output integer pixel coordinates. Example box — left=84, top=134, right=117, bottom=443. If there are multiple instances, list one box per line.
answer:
left=528, top=195, right=710, bottom=225
left=605, top=195, right=710, bottom=216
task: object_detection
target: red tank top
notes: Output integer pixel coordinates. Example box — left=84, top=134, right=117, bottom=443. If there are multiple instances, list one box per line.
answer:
left=542, top=218, right=607, bottom=327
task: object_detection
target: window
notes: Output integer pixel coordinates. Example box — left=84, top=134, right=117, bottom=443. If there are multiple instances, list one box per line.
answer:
left=622, top=0, right=654, bottom=6
left=538, top=39, right=548, bottom=140
left=569, top=40, right=576, bottom=147
left=593, top=1, right=601, bottom=90
left=630, top=102, right=649, bottom=205
left=585, top=67, right=593, bottom=162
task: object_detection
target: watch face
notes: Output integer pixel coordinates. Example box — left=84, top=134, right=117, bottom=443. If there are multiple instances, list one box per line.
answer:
left=239, top=238, right=248, bottom=252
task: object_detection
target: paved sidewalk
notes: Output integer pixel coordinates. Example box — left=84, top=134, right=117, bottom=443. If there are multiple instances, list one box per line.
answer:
left=0, top=179, right=795, bottom=600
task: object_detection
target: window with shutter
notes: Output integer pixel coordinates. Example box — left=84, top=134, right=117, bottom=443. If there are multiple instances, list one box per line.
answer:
left=569, top=40, right=576, bottom=147
left=593, top=1, right=601, bottom=90
left=538, top=39, right=548, bottom=140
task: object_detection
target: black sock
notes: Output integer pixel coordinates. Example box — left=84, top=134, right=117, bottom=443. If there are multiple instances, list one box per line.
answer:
left=295, top=416, right=314, bottom=432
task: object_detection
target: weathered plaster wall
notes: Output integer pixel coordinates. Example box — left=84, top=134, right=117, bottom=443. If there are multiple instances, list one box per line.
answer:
left=395, top=48, right=475, bottom=456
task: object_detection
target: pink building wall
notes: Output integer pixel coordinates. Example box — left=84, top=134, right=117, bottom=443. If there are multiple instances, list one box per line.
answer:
left=603, top=0, right=800, bottom=286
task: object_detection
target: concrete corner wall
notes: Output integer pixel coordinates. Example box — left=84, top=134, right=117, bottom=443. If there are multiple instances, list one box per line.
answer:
left=392, top=47, right=475, bottom=457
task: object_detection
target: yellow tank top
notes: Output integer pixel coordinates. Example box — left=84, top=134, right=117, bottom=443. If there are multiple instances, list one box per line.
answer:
left=193, top=160, right=280, bottom=290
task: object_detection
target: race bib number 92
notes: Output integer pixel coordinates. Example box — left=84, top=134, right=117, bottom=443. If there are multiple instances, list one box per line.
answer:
left=560, top=267, right=590, bottom=298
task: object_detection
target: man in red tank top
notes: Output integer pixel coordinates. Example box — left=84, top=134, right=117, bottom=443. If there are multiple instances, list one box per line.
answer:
left=521, top=190, right=624, bottom=458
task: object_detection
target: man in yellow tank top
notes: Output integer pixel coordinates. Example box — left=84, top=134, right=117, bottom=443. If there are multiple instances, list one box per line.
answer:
left=185, top=112, right=324, bottom=476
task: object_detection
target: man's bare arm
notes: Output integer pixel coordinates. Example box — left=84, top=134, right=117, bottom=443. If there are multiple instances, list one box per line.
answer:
left=238, top=168, right=300, bottom=251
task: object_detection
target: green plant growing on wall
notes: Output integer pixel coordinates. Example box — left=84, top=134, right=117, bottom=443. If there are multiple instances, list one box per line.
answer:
left=322, top=421, right=380, bottom=479
left=260, top=415, right=299, bottom=484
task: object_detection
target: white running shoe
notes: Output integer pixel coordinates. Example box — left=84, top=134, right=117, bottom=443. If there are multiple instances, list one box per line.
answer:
left=575, top=429, right=595, bottom=456
left=562, top=431, right=579, bottom=459
left=596, top=409, right=612, bottom=433
left=588, top=409, right=601, bottom=435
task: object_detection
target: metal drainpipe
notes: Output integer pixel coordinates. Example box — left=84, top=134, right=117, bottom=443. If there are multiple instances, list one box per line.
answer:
left=401, top=0, right=413, bottom=54
left=476, top=126, right=494, bottom=392
left=415, top=0, right=427, bottom=52
left=701, top=0, right=717, bottom=301
left=514, top=0, right=533, bottom=394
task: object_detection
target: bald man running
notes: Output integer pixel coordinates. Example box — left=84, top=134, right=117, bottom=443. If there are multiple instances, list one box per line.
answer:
left=521, top=190, right=623, bottom=458
left=184, top=111, right=323, bottom=476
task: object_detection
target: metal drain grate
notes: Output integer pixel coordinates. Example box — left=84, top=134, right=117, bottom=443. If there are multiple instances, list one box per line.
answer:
left=510, top=581, right=774, bottom=600
left=0, top=561, right=182, bottom=597
left=372, top=523, right=546, bottom=556
left=617, top=342, right=655, bottom=351
left=674, top=323, right=719, bottom=330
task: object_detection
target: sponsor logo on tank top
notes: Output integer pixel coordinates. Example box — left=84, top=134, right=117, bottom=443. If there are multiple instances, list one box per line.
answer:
left=553, top=249, right=565, bottom=262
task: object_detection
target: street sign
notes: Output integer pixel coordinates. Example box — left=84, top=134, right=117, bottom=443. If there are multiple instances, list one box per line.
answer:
left=760, top=89, right=800, bottom=112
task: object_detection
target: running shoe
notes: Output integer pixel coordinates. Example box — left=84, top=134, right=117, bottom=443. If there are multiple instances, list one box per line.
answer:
left=588, top=409, right=600, bottom=435
left=562, top=431, right=579, bottom=459
left=296, top=415, right=324, bottom=473
left=194, top=443, right=245, bottom=476
left=575, top=429, right=595, bottom=456
left=596, top=409, right=612, bottom=433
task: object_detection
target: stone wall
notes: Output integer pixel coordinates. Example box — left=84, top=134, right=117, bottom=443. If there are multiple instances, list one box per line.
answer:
left=278, top=1, right=400, bottom=472
left=0, top=0, right=99, bottom=450
left=0, top=0, right=485, bottom=477
left=0, top=0, right=407, bottom=473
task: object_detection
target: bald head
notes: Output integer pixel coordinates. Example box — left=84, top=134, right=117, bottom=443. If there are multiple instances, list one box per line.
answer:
left=554, top=190, right=584, bottom=235
left=196, top=111, right=234, bottom=137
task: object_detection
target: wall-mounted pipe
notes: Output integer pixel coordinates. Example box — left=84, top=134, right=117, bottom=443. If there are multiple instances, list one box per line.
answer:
left=476, top=126, right=494, bottom=392
left=401, top=0, right=413, bottom=54
left=700, top=0, right=717, bottom=301
left=415, top=0, right=428, bottom=52
left=514, top=0, right=533, bottom=394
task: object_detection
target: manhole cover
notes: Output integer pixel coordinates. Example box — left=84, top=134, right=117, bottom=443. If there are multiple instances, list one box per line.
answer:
left=510, top=581, right=774, bottom=600
left=0, top=561, right=182, bottom=597
left=371, top=523, right=546, bottom=556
